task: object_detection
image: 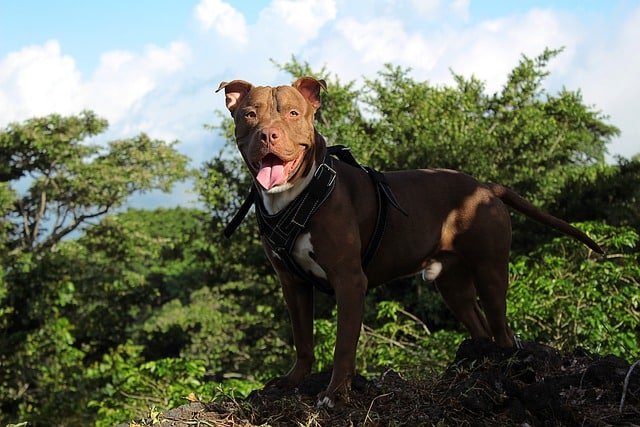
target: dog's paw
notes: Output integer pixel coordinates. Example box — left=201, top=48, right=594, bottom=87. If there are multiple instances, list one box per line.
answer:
left=316, top=392, right=335, bottom=409
left=316, top=384, right=351, bottom=409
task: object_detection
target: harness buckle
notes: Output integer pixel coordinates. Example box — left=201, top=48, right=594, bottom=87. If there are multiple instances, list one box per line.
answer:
left=314, top=162, right=337, bottom=186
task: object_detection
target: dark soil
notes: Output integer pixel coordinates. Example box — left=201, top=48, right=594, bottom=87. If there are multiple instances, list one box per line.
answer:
left=128, top=339, right=640, bottom=426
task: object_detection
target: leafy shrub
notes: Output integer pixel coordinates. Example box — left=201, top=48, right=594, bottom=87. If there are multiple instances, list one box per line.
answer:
left=314, top=302, right=465, bottom=377
left=508, top=222, right=639, bottom=356
left=87, top=343, right=229, bottom=427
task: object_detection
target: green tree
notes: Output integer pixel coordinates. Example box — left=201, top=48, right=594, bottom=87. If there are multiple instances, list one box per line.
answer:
left=82, top=207, right=293, bottom=425
left=0, top=111, right=190, bottom=425
left=1, top=49, right=636, bottom=426
left=551, top=157, right=640, bottom=231
left=508, top=222, right=639, bottom=355
left=278, top=50, right=619, bottom=201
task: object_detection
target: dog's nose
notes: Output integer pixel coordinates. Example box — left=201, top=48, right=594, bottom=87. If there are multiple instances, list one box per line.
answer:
left=260, top=127, right=281, bottom=146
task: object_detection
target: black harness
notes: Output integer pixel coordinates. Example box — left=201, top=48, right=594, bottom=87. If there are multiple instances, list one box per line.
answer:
left=223, top=145, right=406, bottom=294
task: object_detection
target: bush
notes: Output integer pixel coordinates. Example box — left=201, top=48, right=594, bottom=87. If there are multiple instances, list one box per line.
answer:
left=508, top=222, right=640, bottom=356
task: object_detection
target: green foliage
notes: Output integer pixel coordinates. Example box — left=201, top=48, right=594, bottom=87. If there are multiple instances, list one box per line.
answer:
left=137, top=284, right=292, bottom=381
left=508, top=222, right=640, bottom=356
left=1, top=52, right=639, bottom=426
left=196, top=132, right=274, bottom=285
left=0, top=112, right=191, bottom=425
left=86, top=343, right=217, bottom=427
left=314, top=302, right=466, bottom=376
left=0, top=111, right=190, bottom=254
left=278, top=50, right=619, bottom=208
left=551, top=158, right=640, bottom=229
left=359, top=301, right=465, bottom=374
left=0, top=110, right=107, bottom=182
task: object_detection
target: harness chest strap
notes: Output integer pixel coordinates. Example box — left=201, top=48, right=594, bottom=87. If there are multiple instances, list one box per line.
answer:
left=223, top=145, right=406, bottom=294
left=254, top=159, right=337, bottom=259
left=255, top=159, right=337, bottom=293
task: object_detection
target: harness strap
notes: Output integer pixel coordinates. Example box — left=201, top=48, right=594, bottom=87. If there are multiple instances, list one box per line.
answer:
left=224, top=145, right=406, bottom=295
left=366, top=167, right=407, bottom=216
left=325, top=146, right=407, bottom=266
left=328, top=146, right=407, bottom=216
left=223, top=185, right=258, bottom=238
left=291, top=162, right=337, bottom=227
left=255, top=159, right=337, bottom=254
left=254, top=158, right=337, bottom=294
left=362, top=167, right=388, bottom=267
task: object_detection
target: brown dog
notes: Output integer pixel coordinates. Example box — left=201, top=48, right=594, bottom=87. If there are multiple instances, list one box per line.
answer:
left=216, top=77, right=602, bottom=408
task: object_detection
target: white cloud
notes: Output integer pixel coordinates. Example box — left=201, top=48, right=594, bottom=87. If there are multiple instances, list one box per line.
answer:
left=409, top=0, right=441, bottom=19
left=256, top=0, right=337, bottom=47
left=450, top=0, right=470, bottom=22
left=312, top=8, right=579, bottom=95
left=570, top=5, right=640, bottom=158
left=406, top=0, right=469, bottom=21
left=195, top=0, right=248, bottom=45
left=2, top=0, right=637, bottom=165
left=89, top=41, right=191, bottom=123
left=333, top=17, right=442, bottom=72
left=193, top=0, right=338, bottom=85
left=0, top=40, right=191, bottom=131
left=0, top=40, right=84, bottom=122
left=440, top=9, right=579, bottom=92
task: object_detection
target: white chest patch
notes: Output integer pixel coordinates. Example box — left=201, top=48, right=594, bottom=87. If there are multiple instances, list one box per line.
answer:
left=292, top=232, right=327, bottom=280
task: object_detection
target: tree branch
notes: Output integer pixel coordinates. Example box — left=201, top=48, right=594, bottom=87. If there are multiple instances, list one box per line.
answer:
left=35, top=204, right=113, bottom=253
left=17, top=198, right=31, bottom=249
left=31, top=188, right=47, bottom=243
left=51, top=202, right=71, bottom=238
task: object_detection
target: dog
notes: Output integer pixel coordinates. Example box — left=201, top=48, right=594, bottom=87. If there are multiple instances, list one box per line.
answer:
left=216, top=77, right=602, bottom=408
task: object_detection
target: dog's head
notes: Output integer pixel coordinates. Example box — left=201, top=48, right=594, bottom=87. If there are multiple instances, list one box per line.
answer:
left=216, top=77, right=327, bottom=194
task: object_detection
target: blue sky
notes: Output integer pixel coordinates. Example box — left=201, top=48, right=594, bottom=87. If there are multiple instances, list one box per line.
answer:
left=2, top=0, right=639, bottom=207
left=1, top=1, right=627, bottom=74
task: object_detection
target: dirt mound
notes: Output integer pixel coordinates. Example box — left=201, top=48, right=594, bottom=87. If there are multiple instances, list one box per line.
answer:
left=133, top=339, right=640, bottom=426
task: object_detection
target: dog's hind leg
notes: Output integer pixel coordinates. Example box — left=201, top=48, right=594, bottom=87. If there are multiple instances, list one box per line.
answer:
left=473, top=264, right=514, bottom=347
left=435, top=265, right=491, bottom=339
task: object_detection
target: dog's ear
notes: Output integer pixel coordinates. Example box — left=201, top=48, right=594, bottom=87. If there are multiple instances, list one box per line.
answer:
left=216, top=80, right=253, bottom=115
left=292, top=77, right=327, bottom=110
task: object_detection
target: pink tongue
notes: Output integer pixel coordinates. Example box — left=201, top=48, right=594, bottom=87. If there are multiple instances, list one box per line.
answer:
left=256, top=155, right=286, bottom=190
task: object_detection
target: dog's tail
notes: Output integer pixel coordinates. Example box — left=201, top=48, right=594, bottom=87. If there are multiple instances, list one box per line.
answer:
left=488, top=183, right=604, bottom=254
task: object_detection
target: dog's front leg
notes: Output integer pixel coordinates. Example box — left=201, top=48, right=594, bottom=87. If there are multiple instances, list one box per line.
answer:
left=316, top=270, right=367, bottom=408
left=267, top=272, right=315, bottom=389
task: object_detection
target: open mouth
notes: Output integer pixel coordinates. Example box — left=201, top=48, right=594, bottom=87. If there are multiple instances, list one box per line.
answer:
left=254, top=149, right=305, bottom=191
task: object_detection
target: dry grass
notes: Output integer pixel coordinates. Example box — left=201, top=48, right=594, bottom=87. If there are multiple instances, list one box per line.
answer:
left=128, top=339, right=640, bottom=426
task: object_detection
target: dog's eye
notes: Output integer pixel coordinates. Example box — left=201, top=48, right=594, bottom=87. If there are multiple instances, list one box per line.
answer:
left=244, top=110, right=256, bottom=119
left=289, top=110, right=299, bottom=117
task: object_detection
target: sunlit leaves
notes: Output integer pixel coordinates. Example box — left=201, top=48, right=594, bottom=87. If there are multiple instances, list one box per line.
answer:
left=508, top=222, right=640, bottom=356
